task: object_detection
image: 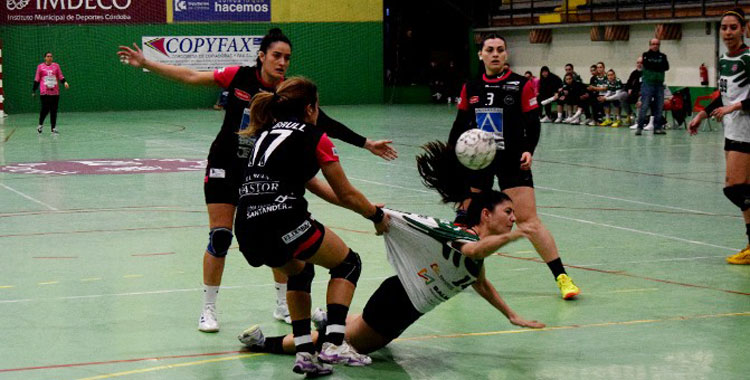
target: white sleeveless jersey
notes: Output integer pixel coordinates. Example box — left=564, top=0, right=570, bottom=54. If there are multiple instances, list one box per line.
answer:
left=718, top=48, right=750, bottom=142
left=383, top=209, right=484, bottom=314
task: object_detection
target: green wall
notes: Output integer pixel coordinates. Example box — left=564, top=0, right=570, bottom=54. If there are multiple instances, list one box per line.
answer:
left=1, top=22, right=383, bottom=113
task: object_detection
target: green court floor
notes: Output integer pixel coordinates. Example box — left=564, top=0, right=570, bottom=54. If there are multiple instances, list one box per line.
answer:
left=0, top=105, right=748, bottom=379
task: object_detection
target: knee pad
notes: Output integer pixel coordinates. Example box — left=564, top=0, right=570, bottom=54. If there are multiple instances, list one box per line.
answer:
left=206, top=227, right=233, bottom=258
left=329, top=249, right=362, bottom=286
left=288, top=263, right=315, bottom=293
left=723, top=185, right=750, bottom=211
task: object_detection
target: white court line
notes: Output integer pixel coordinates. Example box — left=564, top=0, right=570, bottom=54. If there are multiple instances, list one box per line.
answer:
left=99, top=129, right=208, bottom=154
left=0, top=276, right=389, bottom=304
left=539, top=211, right=739, bottom=252
left=0, top=183, right=58, bottom=211
left=350, top=177, right=433, bottom=194
left=536, top=185, right=722, bottom=216
left=573, top=255, right=728, bottom=267
left=542, top=142, right=723, bottom=153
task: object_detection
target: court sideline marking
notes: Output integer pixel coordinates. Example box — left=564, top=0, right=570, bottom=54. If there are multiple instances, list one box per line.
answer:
left=3, top=311, right=740, bottom=378
left=0, top=183, right=58, bottom=210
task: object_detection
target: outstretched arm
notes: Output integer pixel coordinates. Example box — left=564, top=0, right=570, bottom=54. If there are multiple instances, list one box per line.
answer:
left=460, top=229, right=525, bottom=260
left=471, top=268, right=545, bottom=328
left=317, top=109, right=398, bottom=161
left=117, top=43, right=216, bottom=86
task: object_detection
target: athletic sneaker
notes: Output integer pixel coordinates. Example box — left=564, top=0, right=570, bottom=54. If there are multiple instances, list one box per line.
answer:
left=634, top=128, right=643, bottom=136
left=37, top=125, right=43, bottom=134
left=319, top=341, right=372, bottom=366
left=312, top=307, right=328, bottom=331
left=273, top=301, right=292, bottom=324
left=198, top=304, right=219, bottom=332
left=51, top=128, right=59, bottom=135
left=293, top=352, right=333, bottom=376
left=553, top=115, right=564, bottom=123
left=629, top=123, right=639, bottom=130
left=540, top=116, right=552, bottom=123
left=238, top=324, right=266, bottom=347
left=599, top=119, right=613, bottom=127
left=586, top=119, right=597, bottom=126
left=611, top=120, right=621, bottom=128
left=727, top=245, right=750, bottom=264
left=644, top=123, right=654, bottom=131
left=556, top=274, right=580, bottom=300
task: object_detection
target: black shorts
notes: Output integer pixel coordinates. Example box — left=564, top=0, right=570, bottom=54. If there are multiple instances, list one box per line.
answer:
left=362, top=276, right=423, bottom=341
left=724, top=138, right=750, bottom=154
left=203, top=164, right=242, bottom=205
left=467, top=152, right=534, bottom=191
left=236, top=215, right=326, bottom=268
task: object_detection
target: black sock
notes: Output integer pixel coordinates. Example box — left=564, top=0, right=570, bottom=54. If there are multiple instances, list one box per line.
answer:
left=546, top=258, right=566, bottom=279
left=292, top=318, right=315, bottom=354
left=745, top=223, right=750, bottom=245
left=250, top=336, right=285, bottom=354
left=324, top=304, right=349, bottom=346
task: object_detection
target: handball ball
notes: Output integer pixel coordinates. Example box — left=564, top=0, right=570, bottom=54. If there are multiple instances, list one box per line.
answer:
left=455, top=129, right=496, bottom=170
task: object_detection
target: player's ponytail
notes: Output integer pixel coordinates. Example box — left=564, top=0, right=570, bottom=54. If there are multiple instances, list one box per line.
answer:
left=416, top=140, right=472, bottom=203
left=243, top=76, right=318, bottom=136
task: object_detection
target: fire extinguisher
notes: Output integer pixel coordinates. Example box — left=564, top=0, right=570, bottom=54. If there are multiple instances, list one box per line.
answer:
left=700, top=63, right=708, bottom=86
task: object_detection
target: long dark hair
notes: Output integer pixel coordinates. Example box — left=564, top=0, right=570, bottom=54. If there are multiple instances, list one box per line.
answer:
left=723, top=8, right=746, bottom=27
left=465, top=190, right=512, bottom=227
left=416, top=140, right=472, bottom=203
left=241, top=76, right=318, bottom=136
left=256, top=28, right=292, bottom=68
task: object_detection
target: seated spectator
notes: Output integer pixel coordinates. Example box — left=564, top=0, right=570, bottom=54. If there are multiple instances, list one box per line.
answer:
left=538, top=66, right=563, bottom=122
left=598, top=69, right=628, bottom=127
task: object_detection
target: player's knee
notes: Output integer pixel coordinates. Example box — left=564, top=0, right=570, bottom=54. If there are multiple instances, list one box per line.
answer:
left=206, top=227, right=233, bottom=258
left=329, top=249, right=362, bottom=286
left=287, top=263, right=315, bottom=293
left=723, top=184, right=750, bottom=211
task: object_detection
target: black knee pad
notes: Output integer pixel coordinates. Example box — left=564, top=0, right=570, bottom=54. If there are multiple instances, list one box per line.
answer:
left=206, top=227, right=233, bottom=258
left=288, top=263, right=315, bottom=293
left=329, top=249, right=362, bottom=286
left=723, top=185, right=750, bottom=211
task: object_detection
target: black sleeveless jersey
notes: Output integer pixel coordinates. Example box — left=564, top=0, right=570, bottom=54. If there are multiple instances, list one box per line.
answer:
left=450, top=71, right=538, bottom=156
left=236, top=120, right=339, bottom=223
left=211, top=66, right=275, bottom=167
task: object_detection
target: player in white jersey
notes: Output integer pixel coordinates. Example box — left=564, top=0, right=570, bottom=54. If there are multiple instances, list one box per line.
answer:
left=689, top=8, right=750, bottom=265
left=238, top=190, right=545, bottom=359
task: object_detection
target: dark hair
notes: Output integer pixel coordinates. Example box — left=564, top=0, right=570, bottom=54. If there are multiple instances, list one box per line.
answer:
left=565, top=63, right=574, bottom=69
left=596, top=61, right=605, bottom=67
left=465, top=191, right=512, bottom=227
left=590, top=64, right=597, bottom=69
left=607, top=69, right=616, bottom=76
left=416, top=140, right=472, bottom=203
left=256, top=28, right=292, bottom=67
left=480, top=33, right=507, bottom=49
left=564, top=72, right=574, bottom=80
left=524, top=71, right=533, bottom=76
left=723, top=8, right=747, bottom=26
left=44, top=52, right=52, bottom=57
left=540, top=66, right=550, bottom=75
left=242, top=76, right=318, bottom=136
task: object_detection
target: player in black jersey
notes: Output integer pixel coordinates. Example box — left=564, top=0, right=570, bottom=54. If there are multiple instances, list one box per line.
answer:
left=234, top=77, right=389, bottom=375
left=117, top=29, right=398, bottom=333
left=446, top=34, right=580, bottom=300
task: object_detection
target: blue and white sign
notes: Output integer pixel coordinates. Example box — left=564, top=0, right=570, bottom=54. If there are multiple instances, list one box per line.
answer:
left=475, top=107, right=505, bottom=150
left=173, top=0, right=270, bottom=22
left=142, top=35, right=263, bottom=71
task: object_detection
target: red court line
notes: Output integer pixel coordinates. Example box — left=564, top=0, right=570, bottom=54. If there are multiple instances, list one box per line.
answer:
left=495, top=252, right=750, bottom=296
left=32, top=256, right=78, bottom=259
left=131, top=252, right=175, bottom=257
left=0, top=350, right=244, bottom=373
left=0, top=225, right=206, bottom=238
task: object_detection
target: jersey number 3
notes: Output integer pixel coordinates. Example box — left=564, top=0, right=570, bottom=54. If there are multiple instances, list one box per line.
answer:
left=249, top=129, right=293, bottom=167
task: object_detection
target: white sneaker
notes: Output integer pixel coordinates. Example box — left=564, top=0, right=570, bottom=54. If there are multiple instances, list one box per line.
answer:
left=198, top=304, right=219, bottom=332
left=273, top=301, right=292, bottom=324
left=586, top=119, right=597, bottom=126
left=238, top=324, right=265, bottom=347
left=37, top=125, right=43, bottom=134
left=540, top=116, right=552, bottom=123
left=51, top=128, right=59, bottom=135
left=312, top=307, right=328, bottom=331
left=644, top=123, right=654, bottom=131
left=319, top=341, right=372, bottom=366
left=293, top=352, right=333, bottom=376
left=553, top=116, right=564, bottom=123
left=629, top=123, right=638, bottom=129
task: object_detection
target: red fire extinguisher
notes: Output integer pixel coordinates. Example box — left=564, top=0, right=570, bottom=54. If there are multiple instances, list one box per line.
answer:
left=700, top=63, right=708, bottom=86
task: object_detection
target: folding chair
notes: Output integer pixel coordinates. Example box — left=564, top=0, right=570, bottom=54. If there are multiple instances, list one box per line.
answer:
left=693, top=90, right=720, bottom=131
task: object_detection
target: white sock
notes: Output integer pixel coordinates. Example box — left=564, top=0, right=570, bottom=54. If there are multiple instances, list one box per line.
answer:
left=557, top=112, right=563, bottom=118
left=203, top=284, right=219, bottom=306
left=275, top=282, right=287, bottom=304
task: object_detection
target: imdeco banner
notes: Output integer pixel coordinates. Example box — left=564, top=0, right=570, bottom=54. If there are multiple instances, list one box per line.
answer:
left=2, top=0, right=166, bottom=24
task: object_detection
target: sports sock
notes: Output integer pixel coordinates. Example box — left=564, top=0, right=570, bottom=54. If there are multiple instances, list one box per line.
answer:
left=324, top=304, right=348, bottom=346
left=203, top=285, right=219, bottom=306
left=546, top=258, right=567, bottom=279
left=292, top=319, right=315, bottom=354
left=249, top=335, right=285, bottom=354
left=275, top=282, right=287, bottom=304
